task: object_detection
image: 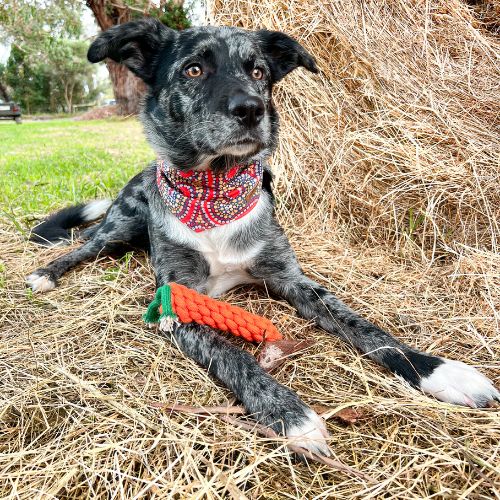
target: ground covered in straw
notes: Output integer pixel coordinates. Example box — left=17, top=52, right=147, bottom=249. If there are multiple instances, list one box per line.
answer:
left=1, top=0, right=500, bottom=496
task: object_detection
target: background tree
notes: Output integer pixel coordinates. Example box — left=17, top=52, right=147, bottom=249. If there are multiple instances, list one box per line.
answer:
left=0, top=64, right=11, bottom=101
left=46, top=40, right=97, bottom=113
left=0, top=0, right=192, bottom=115
left=0, top=0, right=98, bottom=113
left=3, top=41, right=99, bottom=114
left=86, top=0, right=191, bottom=115
left=4, top=46, right=51, bottom=113
left=0, top=0, right=82, bottom=54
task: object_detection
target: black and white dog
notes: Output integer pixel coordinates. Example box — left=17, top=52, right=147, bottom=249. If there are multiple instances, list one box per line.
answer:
left=27, top=18, right=499, bottom=456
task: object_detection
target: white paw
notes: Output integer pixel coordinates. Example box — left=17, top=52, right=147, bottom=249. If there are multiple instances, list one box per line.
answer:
left=26, top=273, right=56, bottom=293
left=420, top=358, right=500, bottom=408
left=286, top=408, right=331, bottom=457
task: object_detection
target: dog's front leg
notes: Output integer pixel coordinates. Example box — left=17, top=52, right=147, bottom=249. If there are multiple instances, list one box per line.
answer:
left=148, top=232, right=330, bottom=456
left=164, top=322, right=330, bottom=455
left=250, top=253, right=500, bottom=408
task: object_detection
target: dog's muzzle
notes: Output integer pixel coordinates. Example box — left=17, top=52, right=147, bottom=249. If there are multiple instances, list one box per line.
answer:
left=228, top=92, right=265, bottom=128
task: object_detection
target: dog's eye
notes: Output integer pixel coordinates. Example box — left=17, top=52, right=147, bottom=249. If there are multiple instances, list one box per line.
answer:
left=251, top=68, right=264, bottom=80
left=185, top=64, right=203, bottom=78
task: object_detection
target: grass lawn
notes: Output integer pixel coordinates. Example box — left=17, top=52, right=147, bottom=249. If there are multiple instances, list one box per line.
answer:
left=0, top=118, right=154, bottom=222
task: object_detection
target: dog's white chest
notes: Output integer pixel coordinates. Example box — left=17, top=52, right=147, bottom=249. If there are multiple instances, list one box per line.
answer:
left=196, top=230, right=262, bottom=297
left=165, top=195, right=267, bottom=297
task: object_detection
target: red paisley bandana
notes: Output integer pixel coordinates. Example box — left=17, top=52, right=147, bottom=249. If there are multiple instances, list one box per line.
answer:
left=156, top=160, right=263, bottom=232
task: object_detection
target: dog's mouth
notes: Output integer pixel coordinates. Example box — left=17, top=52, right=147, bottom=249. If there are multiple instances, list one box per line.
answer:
left=204, top=138, right=265, bottom=172
left=218, top=137, right=264, bottom=158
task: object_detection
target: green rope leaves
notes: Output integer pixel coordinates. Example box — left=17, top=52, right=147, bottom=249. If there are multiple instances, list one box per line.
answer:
left=143, top=284, right=176, bottom=325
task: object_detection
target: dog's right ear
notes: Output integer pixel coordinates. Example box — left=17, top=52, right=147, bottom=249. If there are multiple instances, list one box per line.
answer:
left=255, top=30, right=318, bottom=83
left=87, top=18, right=175, bottom=85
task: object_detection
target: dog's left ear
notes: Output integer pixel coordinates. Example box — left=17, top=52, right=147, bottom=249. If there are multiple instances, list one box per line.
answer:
left=87, top=18, right=175, bottom=85
left=255, top=30, right=318, bottom=83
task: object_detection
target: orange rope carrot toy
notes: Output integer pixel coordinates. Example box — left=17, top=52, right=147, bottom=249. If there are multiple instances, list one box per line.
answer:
left=143, top=282, right=282, bottom=343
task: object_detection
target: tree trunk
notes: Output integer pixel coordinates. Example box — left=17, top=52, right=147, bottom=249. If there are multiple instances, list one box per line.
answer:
left=68, top=81, right=76, bottom=114
left=50, top=82, right=56, bottom=112
left=86, top=0, right=146, bottom=115
left=86, top=0, right=188, bottom=115
left=63, top=81, right=71, bottom=113
left=106, top=60, right=145, bottom=115
left=0, top=81, right=10, bottom=101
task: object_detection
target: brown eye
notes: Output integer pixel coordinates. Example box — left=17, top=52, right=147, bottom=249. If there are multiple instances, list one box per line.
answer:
left=251, top=68, right=264, bottom=80
left=185, top=64, right=203, bottom=78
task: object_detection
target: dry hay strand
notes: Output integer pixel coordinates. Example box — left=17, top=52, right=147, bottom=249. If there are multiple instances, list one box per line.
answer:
left=1, top=0, right=500, bottom=497
left=2, top=230, right=499, bottom=498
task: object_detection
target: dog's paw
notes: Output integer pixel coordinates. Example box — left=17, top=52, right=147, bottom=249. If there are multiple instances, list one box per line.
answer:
left=285, top=408, right=331, bottom=457
left=26, top=272, right=56, bottom=293
left=420, top=358, right=500, bottom=408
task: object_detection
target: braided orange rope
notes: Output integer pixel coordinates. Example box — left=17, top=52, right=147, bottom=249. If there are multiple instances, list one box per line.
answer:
left=143, top=282, right=282, bottom=343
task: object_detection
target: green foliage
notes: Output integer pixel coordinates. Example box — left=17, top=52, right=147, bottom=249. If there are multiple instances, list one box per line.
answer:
left=151, top=1, right=192, bottom=30
left=45, top=39, right=97, bottom=112
left=105, top=0, right=192, bottom=30
left=0, top=63, right=7, bottom=99
left=0, top=0, right=96, bottom=113
left=405, top=208, right=425, bottom=241
left=0, top=0, right=193, bottom=112
left=4, top=42, right=97, bottom=113
left=4, top=46, right=51, bottom=113
left=0, top=0, right=82, bottom=47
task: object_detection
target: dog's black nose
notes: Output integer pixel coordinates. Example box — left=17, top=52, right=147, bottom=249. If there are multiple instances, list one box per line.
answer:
left=228, top=93, right=265, bottom=127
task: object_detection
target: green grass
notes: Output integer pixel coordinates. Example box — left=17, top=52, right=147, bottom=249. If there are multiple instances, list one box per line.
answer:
left=0, top=118, right=155, bottom=220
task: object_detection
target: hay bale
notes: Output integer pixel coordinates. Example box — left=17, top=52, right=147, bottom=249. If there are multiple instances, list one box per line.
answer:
left=212, top=0, right=500, bottom=254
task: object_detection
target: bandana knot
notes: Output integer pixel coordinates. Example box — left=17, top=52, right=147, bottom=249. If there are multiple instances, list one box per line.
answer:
left=156, top=160, right=263, bottom=232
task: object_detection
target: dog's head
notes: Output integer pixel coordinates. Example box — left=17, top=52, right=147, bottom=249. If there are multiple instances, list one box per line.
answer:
left=88, top=18, right=317, bottom=170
